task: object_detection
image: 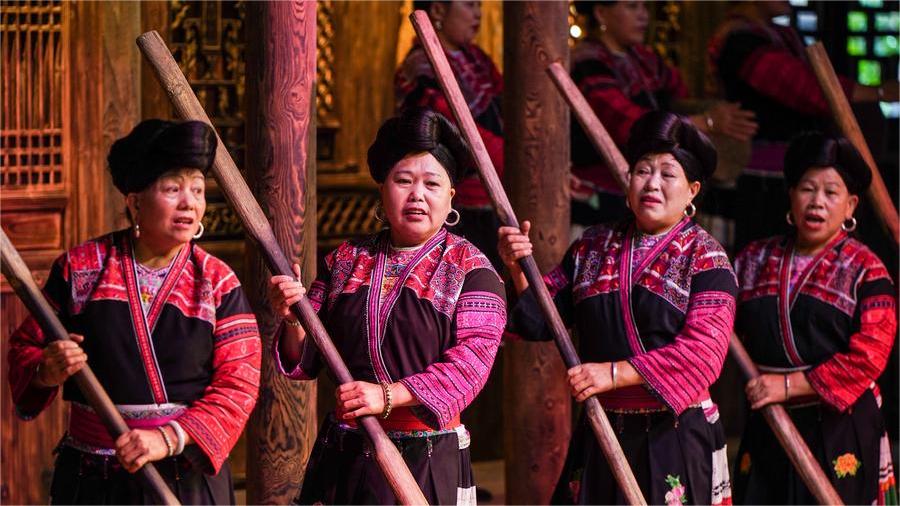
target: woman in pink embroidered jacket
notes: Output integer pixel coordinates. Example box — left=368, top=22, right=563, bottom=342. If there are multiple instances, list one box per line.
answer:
left=500, top=111, right=736, bottom=505
left=269, top=108, right=506, bottom=505
left=7, top=120, right=262, bottom=504
left=732, top=133, right=897, bottom=504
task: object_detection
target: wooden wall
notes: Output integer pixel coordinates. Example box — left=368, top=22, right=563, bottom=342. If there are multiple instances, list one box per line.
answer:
left=0, top=2, right=139, bottom=503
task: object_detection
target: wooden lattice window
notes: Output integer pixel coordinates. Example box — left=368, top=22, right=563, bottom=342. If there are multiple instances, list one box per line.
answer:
left=1, top=0, right=67, bottom=192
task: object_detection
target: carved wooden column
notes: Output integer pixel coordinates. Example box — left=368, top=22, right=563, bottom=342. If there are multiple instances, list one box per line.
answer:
left=244, top=2, right=317, bottom=503
left=503, top=2, right=572, bottom=504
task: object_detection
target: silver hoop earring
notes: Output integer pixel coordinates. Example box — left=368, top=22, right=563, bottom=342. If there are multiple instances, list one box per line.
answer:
left=600, top=22, right=607, bottom=33
left=786, top=212, right=795, bottom=226
left=842, top=216, right=858, bottom=232
left=434, top=20, right=443, bottom=31
left=684, top=202, right=697, bottom=218
left=445, top=208, right=461, bottom=227
left=133, top=223, right=141, bottom=239
left=193, top=221, right=204, bottom=240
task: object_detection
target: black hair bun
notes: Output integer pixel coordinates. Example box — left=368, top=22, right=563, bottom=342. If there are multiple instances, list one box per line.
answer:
left=626, top=110, right=717, bottom=184
left=784, top=132, right=871, bottom=195
left=367, top=108, right=474, bottom=185
left=108, top=119, right=217, bottom=195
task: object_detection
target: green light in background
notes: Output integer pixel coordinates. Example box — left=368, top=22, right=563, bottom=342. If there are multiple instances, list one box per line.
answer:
left=848, top=11, right=869, bottom=32
left=847, top=36, right=868, bottom=56
left=859, top=0, right=883, bottom=7
left=858, top=60, right=882, bottom=86
left=874, top=35, right=898, bottom=56
left=875, top=11, right=899, bottom=32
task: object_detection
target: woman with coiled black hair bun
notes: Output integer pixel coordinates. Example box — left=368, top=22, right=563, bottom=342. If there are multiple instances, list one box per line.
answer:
left=732, top=132, right=897, bottom=504
left=270, top=108, right=506, bottom=504
left=500, top=111, right=737, bottom=504
left=8, top=119, right=261, bottom=504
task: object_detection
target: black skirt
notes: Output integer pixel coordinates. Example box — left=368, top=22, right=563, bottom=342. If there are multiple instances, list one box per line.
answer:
left=49, top=444, right=234, bottom=505
left=296, top=415, right=475, bottom=505
left=552, top=403, right=731, bottom=505
left=733, top=388, right=897, bottom=505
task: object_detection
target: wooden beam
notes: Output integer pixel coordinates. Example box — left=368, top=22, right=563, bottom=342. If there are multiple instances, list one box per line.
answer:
left=243, top=2, right=317, bottom=503
left=502, top=4, right=572, bottom=504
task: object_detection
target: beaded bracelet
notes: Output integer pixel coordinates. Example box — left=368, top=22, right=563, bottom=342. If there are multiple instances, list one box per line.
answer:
left=380, top=382, right=393, bottom=420
left=156, top=426, right=174, bottom=457
left=167, top=420, right=187, bottom=456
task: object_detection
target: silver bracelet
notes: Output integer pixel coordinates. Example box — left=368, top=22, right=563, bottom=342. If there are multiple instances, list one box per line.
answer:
left=156, top=426, right=174, bottom=457
left=168, top=420, right=187, bottom=455
left=610, top=362, right=618, bottom=391
left=784, top=374, right=791, bottom=401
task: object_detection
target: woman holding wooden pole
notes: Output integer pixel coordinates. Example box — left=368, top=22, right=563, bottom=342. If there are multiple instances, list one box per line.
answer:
left=501, top=111, right=736, bottom=505
left=731, top=132, right=897, bottom=505
left=269, top=108, right=505, bottom=505
left=6, top=120, right=262, bottom=504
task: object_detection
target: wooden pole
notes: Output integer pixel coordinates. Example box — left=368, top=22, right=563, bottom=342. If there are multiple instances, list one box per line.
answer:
left=806, top=42, right=899, bottom=246
left=243, top=3, right=317, bottom=503
left=0, top=230, right=180, bottom=506
left=410, top=11, right=647, bottom=505
left=547, top=61, right=844, bottom=505
left=502, top=4, right=571, bottom=504
left=136, top=30, right=429, bottom=505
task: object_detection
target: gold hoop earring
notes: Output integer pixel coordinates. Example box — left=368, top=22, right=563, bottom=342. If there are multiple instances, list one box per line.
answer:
left=842, top=216, right=858, bottom=232
left=785, top=212, right=795, bottom=226
left=193, top=222, right=204, bottom=240
left=372, top=203, right=386, bottom=223
left=684, top=202, right=697, bottom=218
left=445, top=208, right=461, bottom=227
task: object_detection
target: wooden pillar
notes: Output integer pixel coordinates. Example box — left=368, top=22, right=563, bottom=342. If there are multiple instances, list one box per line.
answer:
left=503, top=2, right=571, bottom=504
left=244, top=2, right=317, bottom=504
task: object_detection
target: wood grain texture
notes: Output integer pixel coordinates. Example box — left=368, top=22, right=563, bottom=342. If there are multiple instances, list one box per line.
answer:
left=502, top=3, right=571, bottom=504
left=806, top=43, right=899, bottom=246
left=244, top=2, right=317, bottom=503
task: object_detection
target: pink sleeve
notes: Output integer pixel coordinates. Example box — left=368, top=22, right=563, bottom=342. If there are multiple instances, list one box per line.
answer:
left=401, top=287, right=506, bottom=429
left=629, top=291, right=736, bottom=414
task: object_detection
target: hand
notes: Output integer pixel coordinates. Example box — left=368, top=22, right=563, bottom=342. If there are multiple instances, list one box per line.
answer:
left=268, top=263, right=305, bottom=319
left=568, top=363, right=614, bottom=402
left=745, top=374, right=786, bottom=409
left=34, top=334, right=87, bottom=388
left=497, top=220, right=533, bottom=270
left=115, top=428, right=171, bottom=473
left=336, top=381, right=386, bottom=420
left=706, top=102, right=758, bottom=141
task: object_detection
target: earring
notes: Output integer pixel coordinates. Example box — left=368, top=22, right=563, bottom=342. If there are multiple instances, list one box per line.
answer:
left=372, top=203, right=385, bottom=223
left=600, top=22, right=607, bottom=33
left=445, top=208, right=461, bottom=227
left=133, top=223, right=141, bottom=239
left=683, top=202, right=697, bottom=218
left=434, top=19, right=443, bottom=31
left=842, top=216, right=858, bottom=232
left=785, top=211, right=795, bottom=226
left=193, top=222, right=205, bottom=240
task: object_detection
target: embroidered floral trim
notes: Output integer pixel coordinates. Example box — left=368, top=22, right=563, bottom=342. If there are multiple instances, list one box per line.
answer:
left=739, top=453, right=752, bottom=474
left=833, top=452, right=861, bottom=478
left=665, top=474, right=687, bottom=505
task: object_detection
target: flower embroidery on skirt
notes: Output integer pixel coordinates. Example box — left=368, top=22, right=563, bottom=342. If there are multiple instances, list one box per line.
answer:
left=833, top=452, right=861, bottom=478
left=665, top=474, right=687, bottom=505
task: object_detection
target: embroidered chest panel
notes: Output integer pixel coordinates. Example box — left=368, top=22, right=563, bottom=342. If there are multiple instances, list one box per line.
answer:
left=325, top=232, right=494, bottom=318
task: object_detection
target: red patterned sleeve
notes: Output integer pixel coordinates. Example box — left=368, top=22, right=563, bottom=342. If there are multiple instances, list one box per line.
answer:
left=420, top=90, right=504, bottom=179
left=721, top=31, right=855, bottom=117
left=7, top=254, right=71, bottom=419
left=580, top=72, right=652, bottom=146
left=400, top=268, right=506, bottom=429
left=176, top=286, right=261, bottom=474
left=629, top=261, right=738, bottom=415
left=806, top=263, right=897, bottom=412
